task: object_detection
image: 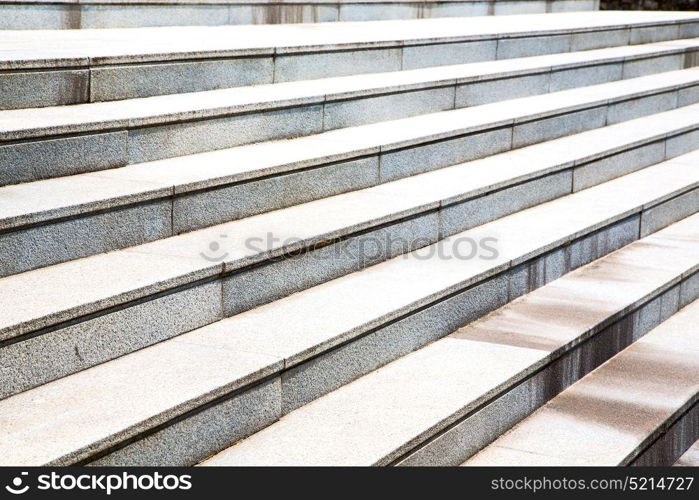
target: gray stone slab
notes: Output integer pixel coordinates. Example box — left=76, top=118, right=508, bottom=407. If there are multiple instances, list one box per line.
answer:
left=80, top=5, right=231, bottom=29
left=633, top=402, right=699, bottom=466
left=566, top=215, right=640, bottom=271
left=401, top=40, right=497, bottom=70
left=91, top=378, right=280, bottom=466
left=549, top=63, right=622, bottom=92
left=630, top=24, right=680, bottom=45
left=0, top=69, right=89, bottom=110
left=0, top=4, right=79, bottom=29
left=380, top=127, right=512, bottom=181
left=281, top=273, right=509, bottom=414
left=440, top=170, right=572, bottom=237
left=0, top=280, right=222, bottom=399
left=640, top=188, right=699, bottom=238
left=222, top=212, right=439, bottom=317
left=573, top=141, right=666, bottom=192
left=679, top=272, right=699, bottom=308
left=337, top=3, right=417, bottom=22
left=570, top=28, right=630, bottom=51
left=512, top=106, right=606, bottom=149
left=623, top=54, right=684, bottom=80
left=398, top=314, right=636, bottom=466
left=274, top=48, right=402, bottom=83
left=666, top=129, right=699, bottom=159
left=607, top=91, right=678, bottom=125
left=679, top=22, right=699, bottom=39
left=678, top=84, right=699, bottom=107
left=127, top=106, right=323, bottom=163
left=455, top=72, right=550, bottom=108
left=90, top=57, right=274, bottom=101
left=496, top=34, right=571, bottom=60
left=0, top=132, right=128, bottom=186
left=173, top=156, right=378, bottom=233
left=0, top=200, right=172, bottom=278
left=323, top=86, right=455, bottom=130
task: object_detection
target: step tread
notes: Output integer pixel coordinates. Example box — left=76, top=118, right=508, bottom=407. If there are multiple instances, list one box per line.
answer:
left=0, top=169, right=697, bottom=465
left=2, top=38, right=697, bottom=142
left=464, top=299, right=699, bottom=466
left=192, top=215, right=697, bottom=466
left=1, top=12, right=696, bottom=68
left=3, top=69, right=699, bottom=230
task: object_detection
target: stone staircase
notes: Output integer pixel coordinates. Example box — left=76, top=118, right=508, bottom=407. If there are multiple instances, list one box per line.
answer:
left=0, top=10, right=697, bottom=466
left=1, top=0, right=599, bottom=29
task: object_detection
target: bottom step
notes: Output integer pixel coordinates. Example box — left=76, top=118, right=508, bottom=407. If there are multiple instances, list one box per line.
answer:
left=201, top=213, right=699, bottom=466
left=465, top=299, right=699, bottom=466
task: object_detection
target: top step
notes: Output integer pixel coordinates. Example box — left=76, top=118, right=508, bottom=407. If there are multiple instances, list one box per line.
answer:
left=2, top=12, right=698, bottom=106
left=0, top=0, right=599, bottom=30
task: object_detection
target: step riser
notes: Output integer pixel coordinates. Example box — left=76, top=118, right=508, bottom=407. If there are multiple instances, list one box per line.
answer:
left=5, top=48, right=697, bottom=184
left=632, top=401, right=699, bottom=467
left=2, top=139, right=697, bottom=401
left=4, top=86, right=699, bottom=279
left=398, top=276, right=698, bottom=465
left=0, top=1, right=597, bottom=31
left=89, top=246, right=698, bottom=466
left=3, top=20, right=696, bottom=109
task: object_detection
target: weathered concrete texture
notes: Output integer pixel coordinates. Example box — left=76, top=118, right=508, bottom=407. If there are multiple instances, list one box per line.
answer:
left=0, top=132, right=127, bottom=186
left=90, top=57, right=274, bottom=102
left=641, top=188, right=699, bottom=238
left=127, top=106, right=323, bottom=163
left=0, top=69, right=89, bottom=110
left=0, top=281, right=222, bottom=399
left=0, top=200, right=172, bottom=277
left=91, top=378, right=281, bottom=466
left=0, top=4, right=80, bottom=29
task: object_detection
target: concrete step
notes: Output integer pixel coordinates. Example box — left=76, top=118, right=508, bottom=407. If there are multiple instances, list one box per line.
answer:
left=3, top=30, right=697, bottom=114
left=1, top=141, right=697, bottom=400
left=464, top=299, right=699, bottom=466
left=200, top=217, right=698, bottom=467
left=0, top=163, right=697, bottom=465
left=3, top=75, right=699, bottom=279
left=1, top=11, right=697, bottom=106
left=674, top=441, right=699, bottom=466
left=0, top=0, right=598, bottom=30
left=3, top=39, right=699, bottom=180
